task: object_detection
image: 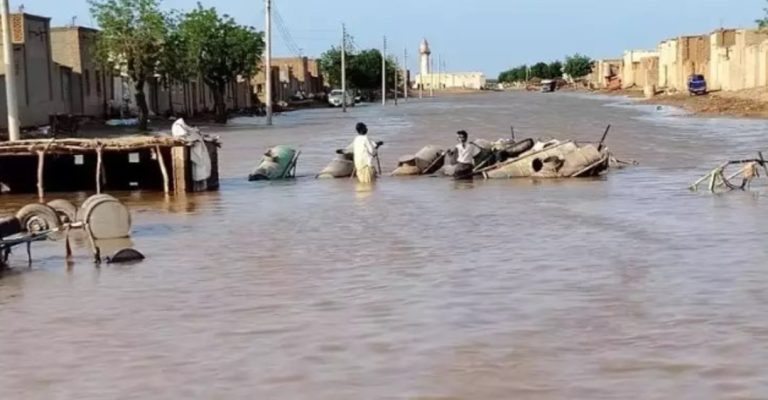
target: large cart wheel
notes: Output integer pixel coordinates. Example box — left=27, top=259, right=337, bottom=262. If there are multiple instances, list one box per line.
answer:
left=47, top=199, right=78, bottom=224
left=15, top=204, right=62, bottom=237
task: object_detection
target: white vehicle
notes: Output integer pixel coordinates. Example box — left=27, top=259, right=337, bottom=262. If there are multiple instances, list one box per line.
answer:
left=328, top=89, right=355, bottom=107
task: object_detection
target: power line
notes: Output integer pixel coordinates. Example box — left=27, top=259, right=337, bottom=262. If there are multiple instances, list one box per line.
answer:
left=272, top=1, right=303, bottom=57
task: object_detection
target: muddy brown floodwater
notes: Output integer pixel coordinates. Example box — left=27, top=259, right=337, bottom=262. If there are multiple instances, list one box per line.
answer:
left=2, top=92, right=768, bottom=400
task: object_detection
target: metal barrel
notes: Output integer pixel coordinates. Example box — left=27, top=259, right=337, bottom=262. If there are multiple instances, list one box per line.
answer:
left=79, top=194, right=132, bottom=240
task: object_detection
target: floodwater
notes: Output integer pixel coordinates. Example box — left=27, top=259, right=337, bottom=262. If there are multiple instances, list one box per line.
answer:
left=2, top=92, right=768, bottom=399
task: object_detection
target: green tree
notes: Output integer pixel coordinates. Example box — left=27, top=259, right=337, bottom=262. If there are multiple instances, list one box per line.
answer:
left=498, top=65, right=529, bottom=83
left=89, top=0, right=167, bottom=131
left=179, top=5, right=264, bottom=123
left=349, top=49, right=397, bottom=91
left=319, top=47, right=343, bottom=88
left=563, top=54, right=593, bottom=79
left=157, top=11, right=193, bottom=116
left=758, top=1, right=768, bottom=28
left=530, top=62, right=549, bottom=79
left=319, top=45, right=398, bottom=98
left=548, top=61, right=563, bottom=79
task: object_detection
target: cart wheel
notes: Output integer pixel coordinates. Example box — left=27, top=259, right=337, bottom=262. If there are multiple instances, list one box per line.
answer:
left=47, top=199, right=77, bottom=224
left=16, top=204, right=62, bottom=236
left=106, top=248, right=145, bottom=264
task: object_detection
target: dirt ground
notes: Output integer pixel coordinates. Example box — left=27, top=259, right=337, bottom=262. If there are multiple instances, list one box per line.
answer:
left=642, top=88, right=768, bottom=118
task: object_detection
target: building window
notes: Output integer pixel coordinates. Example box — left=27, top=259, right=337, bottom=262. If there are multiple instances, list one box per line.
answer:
left=95, top=70, right=102, bottom=96
left=85, top=69, right=91, bottom=96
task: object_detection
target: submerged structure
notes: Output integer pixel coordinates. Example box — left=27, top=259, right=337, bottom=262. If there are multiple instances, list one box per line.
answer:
left=0, top=136, right=219, bottom=197
left=479, top=140, right=610, bottom=179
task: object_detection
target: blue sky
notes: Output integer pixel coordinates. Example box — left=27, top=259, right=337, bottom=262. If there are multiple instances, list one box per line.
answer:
left=14, top=0, right=766, bottom=77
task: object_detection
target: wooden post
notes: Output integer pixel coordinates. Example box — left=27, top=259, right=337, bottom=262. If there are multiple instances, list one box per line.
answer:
left=95, top=146, right=103, bottom=194
left=36, top=150, right=45, bottom=201
left=156, top=145, right=170, bottom=194
left=85, top=223, right=101, bottom=264
left=65, top=227, right=72, bottom=259
left=171, top=145, right=188, bottom=194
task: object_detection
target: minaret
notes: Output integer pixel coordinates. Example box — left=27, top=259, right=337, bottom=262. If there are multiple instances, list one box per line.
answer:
left=419, top=38, right=431, bottom=77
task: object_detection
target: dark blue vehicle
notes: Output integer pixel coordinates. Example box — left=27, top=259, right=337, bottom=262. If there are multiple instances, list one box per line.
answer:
left=687, top=74, right=707, bottom=96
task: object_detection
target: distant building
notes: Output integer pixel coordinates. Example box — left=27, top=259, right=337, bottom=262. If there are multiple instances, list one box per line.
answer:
left=709, top=28, right=768, bottom=91
left=658, top=34, right=710, bottom=91
left=253, top=56, right=325, bottom=104
left=0, top=13, right=69, bottom=128
left=412, top=38, right=486, bottom=90
left=419, top=38, right=431, bottom=77
left=622, top=50, right=659, bottom=89
left=51, top=26, right=113, bottom=117
left=590, top=59, right=623, bottom=89
left=0, top=15, right=251, bottom=128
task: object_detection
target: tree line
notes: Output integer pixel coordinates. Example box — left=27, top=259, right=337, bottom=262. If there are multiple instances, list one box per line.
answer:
left=319, top=43, right=399, bottom=96
left=90, top=0, right=264, bottom=129
left=498, top=54, right=593, bottom=84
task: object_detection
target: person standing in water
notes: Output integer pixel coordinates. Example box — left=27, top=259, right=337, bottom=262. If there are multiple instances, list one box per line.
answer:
left=453, top=130, right=480, bottom=179
left=340, top=122, right=383, bottom=183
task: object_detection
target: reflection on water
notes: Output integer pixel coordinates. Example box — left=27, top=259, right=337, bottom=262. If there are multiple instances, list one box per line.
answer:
left=2, top=92, right=768, bottom=399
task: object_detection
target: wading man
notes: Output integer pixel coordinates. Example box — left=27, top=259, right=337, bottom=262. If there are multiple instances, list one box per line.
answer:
left=341, top=122, right=383, bottom=183
left=454, top=130, right=480, bottom=179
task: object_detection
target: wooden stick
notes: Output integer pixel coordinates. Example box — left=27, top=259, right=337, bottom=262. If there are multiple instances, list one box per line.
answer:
left=598, top=125, right=611, bottom=152
left=36, top=150, right=45, bottom=201
left=281, top=150, right=301, bottom=179
left=95, top=146, right=103, bottom=194
left=420, top=151, right=446, bottom=175
left=64, top=227, right=72, bottom=259
left=26, top=242, right=32, bottom=266
left=156, top=145, right=170, bottom=194
left=759, top=152, right=768, bottom=178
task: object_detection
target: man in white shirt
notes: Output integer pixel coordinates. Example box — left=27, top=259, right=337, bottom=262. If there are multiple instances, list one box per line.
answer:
left=454, top=130, right=480, bottom=179
left=340, top=122, right=383, bottom=183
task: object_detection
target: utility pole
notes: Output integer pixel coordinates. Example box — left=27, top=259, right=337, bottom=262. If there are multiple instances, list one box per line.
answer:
left=394, top=57, right=398, bottom=106
left=381, top=36, right=387, bottom=105
left=264, top=0, right=273, bottom=126
left=341, top=23, right=347, bottom=113
left=437, top=54, right=442, bottom=92
left=403, top=48, right=408, bottom=101
left=1, top=0, right=19, bottom=141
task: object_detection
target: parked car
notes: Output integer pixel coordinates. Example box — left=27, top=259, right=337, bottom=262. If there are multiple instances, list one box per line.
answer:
left=687, top=74, right=707, bottom=96
left=328, top=89, right=355, bottom=107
